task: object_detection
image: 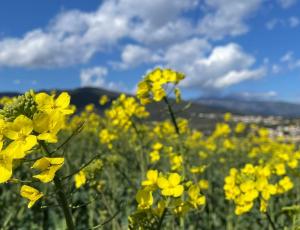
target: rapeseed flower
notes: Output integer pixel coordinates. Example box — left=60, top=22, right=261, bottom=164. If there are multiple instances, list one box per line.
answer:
left=32, top=157, right=64, bottom=183
left=136, top=189, right=153, bottom=210
left=75, top=171, right=87, bottom=188
left=157, top=173, right=184, bottom=197
left=20, top=185, right=43, bottom=208
left=4, top=115, right=37, bottom=159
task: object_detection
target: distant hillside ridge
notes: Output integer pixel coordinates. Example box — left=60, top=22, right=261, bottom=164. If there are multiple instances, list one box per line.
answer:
left=195, top=97, right=300, bottom=118
left=0, top=87, right=300, bottom=118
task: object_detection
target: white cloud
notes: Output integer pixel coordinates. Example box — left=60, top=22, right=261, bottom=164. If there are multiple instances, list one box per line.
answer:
left=280, top=52, right=300, bottom=70
left=272, top=64, right=281, bottom=74
left=126, top=40, right=265, bottom=90
left=0, top=3, right=130, bottom=68
left=114, top=44, right=162, bottom=69
left=163, top=42, right=265, bottom=89
left=0, top=0, right=266, bottom=69
left=281, top=51, right=294, bottom=62
left=266, top=19, right=281, bottom=30
left=80, top=66, right=124, bottom=91
left=278, top=0, right=297, bottom=8
left=266, top=17, right=299, bottom=30
left=0, top=0, right=272, bottom=93
left=163, top=38, right=211, bottom=66
left=267, top=51, right=300, bottom=74
left=289, top=17, right=300, bottom=27
left=231, top=91, right=277, bottom=100
left=197, top=0, right=263, bottom=39
left=0, top=0, right=199, bottom=68
left=212, top=69, right=265, bottom=88
left=80, top=67, right=108, bottom=87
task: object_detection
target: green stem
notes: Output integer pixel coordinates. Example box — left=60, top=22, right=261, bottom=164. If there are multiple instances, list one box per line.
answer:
left=54, top=177, right=75, bottom=230
left=163, top=96, right=185, bottom=228
left=39, top=141, right=75, bottom=230
left=266, top=211, right=277, bottom=230
left=131, top=119, right=146, bottom=179
left=163, top=97, right=180, bottom=135
left=157, top=208, right=167, bottom=230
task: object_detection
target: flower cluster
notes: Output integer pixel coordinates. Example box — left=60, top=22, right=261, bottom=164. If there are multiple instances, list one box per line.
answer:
left=68, top=103, right=100, bottom=133
left=129, top=169, right=206, bottom=228
left=105, top=94, right=149, bottom=130
left=136, top=68, right=185, bottom=105
left=0, top=91, right=74, bottom=208
left=224, top=164, right=293, bottom=215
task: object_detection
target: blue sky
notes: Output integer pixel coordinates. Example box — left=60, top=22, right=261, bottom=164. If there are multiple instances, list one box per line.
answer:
left=0, top=0, right=299, bottom=102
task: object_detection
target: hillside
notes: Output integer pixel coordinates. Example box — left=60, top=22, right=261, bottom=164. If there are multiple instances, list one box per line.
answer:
left=196, top=97, right=300, bottom=118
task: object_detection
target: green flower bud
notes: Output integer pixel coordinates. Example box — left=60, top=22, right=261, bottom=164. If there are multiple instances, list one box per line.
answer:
left=0, top=90, right=37, bottom=121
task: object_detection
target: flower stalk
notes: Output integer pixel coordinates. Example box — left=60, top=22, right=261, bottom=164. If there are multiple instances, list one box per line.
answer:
left=40, top=141, right=75, bottom=230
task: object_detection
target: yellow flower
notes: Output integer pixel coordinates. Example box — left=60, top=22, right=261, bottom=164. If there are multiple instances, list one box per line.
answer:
left=136, top=189, right=153, bottom=210
left=0, top=118, right=6, bottom=140
left=99, top=95, right=109, bottom=105
left=274, top=163, right=286, bottom=176
left=157, top=173, right=184, bottom=197
left=224, top=112, right=232, bottom=122
left=276, top=176, right=293, bottom=194
left=198, top=180, right=209, bottom=190
left=74, top=171, right=86, bottom=188
left=4, top=115, right=37, bottom=159
left=20, top=185, right=43, bottom=208
left=35, top=92, right=74, bottom=115
left=213, top=123, right=231, bottom=138
left=261, top=184, right=276, bottom=200
left=241, top=164, right=255, bottom=174
left=152, top=142, right=163, bottom=150
left=142, top=170, right=158, bottom=188
left=153, top=87, right=166, bottom=102
left=33, top=111, right=65, bottom=143
left=150, top=151, right=160, bottom=163
left=99, top=129, right=116, bottom=149
left=0, top=142, right=13, bottom=183
left=136, top=68, right=185, bottom=104
left=235, top=122, right=246, bottom=133
left=85, top=104, right=94, bottom=112
left=235, top=202, right=253, bottom=215
left=170, top=155, right=183, bottom=171
left=260, top=199, right=268, bottom=213
left=188, top=184, right=206, bottom=208
left=190, top=165, right=207, bottom=174
left=163, top=69, right=185, bottom=83
left=32, top=157, right=64, bottom=183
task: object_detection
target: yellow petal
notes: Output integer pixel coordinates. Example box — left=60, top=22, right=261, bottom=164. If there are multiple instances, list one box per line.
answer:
left=3, top=129, right=19, bottom=140
left=157, top=176, right=169, bottom=189
left=75, top=171, right=86, bottom=188
left=169, top=173, right=181, bottom=186
left=55, top=92, right=70, bottom=109
left=173, top=185, right=184, bottom=197
left=5, top=141, right=26, bottom=159
left=32, top=157, right=51, bottom=170
left=35, top=93, right=53, bottom=110
left=23, top=135, right=37, bottom=151
left=20, top=185, right=43, bottom=208
left=38, top=133, right=58, bottom=143
left=0, top=152, right=13, bottom=183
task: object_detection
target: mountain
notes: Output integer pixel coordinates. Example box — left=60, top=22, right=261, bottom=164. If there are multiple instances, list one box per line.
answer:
left=0, top=88, right=226, bottom=131
left=1, top=87, right=300, bottom=119
left=195, top=97, right=300, bottom=118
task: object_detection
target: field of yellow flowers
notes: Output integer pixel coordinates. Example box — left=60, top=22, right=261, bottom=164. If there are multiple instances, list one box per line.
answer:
left=0, top=68, right=300, bottom=229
